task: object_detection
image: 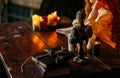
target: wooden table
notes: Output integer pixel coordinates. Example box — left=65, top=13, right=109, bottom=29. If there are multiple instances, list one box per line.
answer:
left=0, top=21, right=120, bottom=78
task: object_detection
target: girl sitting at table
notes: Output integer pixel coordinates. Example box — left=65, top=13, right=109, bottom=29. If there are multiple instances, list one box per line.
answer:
left=85, top=0, right=117, bottom=49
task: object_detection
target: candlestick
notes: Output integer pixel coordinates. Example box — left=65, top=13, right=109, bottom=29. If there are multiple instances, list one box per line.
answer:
left=92, top=41, right=101, bottom=57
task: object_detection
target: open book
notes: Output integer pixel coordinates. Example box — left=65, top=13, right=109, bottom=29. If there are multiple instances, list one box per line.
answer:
left=56, top=27, right=73, bottom=37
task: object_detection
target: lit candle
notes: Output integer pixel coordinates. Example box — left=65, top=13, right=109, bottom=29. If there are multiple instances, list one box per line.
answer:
left=92, top=41, right=101, bottom=57
left=32, top=14, right=41, bottom=31
left=40, top=16, right=44, bottom=23
left=47, top=11, right=59, bottom=26
left=51, top=11, right=57, bottom=19
left=39, top=16, right=44, bottom=30
left=47, top=14, right=53, bottom=26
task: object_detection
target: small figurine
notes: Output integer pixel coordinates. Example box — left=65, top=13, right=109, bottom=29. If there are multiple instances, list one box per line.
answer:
left=69, top=10, right=92, bottom=64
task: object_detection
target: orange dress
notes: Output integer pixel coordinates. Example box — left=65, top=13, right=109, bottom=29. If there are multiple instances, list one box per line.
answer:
left=85, top=0, right=116, bottom=48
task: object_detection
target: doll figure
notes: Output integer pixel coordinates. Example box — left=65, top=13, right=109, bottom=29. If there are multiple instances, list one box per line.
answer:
left=68, top=10, right=92, bottom=64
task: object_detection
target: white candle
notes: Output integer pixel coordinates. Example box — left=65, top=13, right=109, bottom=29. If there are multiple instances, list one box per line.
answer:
left=32, top=14, right=41, bottom=31
left=47, top=11, right=59, bottom=26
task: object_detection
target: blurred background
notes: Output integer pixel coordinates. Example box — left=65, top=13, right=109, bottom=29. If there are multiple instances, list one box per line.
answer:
left=0, top=0, right=85, bottom=23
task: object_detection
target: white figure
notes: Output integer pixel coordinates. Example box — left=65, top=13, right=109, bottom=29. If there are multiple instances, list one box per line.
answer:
left=68, top=10, right=92, bottom=64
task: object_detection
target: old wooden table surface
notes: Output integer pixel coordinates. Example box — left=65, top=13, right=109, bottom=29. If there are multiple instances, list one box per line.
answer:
left=0, top=21, right=120, bottom=78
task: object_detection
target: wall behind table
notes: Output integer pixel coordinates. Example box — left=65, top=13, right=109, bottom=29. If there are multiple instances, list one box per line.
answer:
left=7, top=0, right=43, bottom=22
left=116, top=0, right=120, bottom=53
left=6, top=0, right=85, bottom=22
left=7, top=3, right=40, bottom=22
left=39, top=0, right=85, bottom=20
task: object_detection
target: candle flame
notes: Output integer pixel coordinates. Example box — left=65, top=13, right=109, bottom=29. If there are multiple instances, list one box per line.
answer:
left=40, top=16, right=44, bottom=22
left=47, top=11, right=60, bottom=26
left=94, top=41, right=101, bottom=45
left=53, top=11, right=57, bottom=16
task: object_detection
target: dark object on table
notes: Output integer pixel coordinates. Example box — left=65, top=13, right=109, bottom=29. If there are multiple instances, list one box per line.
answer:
left=92, top=41, right=101, bottom=57
left=69, top=10, right=92, bottom=64
left=31, top=47, right=74, bottom=69
left=36, top=62, right=71, bottom=78
left=32, top=47, right=74, bottom=78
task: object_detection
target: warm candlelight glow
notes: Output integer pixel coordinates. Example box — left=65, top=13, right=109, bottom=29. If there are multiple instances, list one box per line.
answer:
left=92, top=41, right=101, bottom=57
left=40, top=16, right=44, bottom=23
left=32, top=12, right=60, bottom=31
left=32, top=35, right=45, bottom=50
left=32, top=14, right=41, bottom=31
left=57, top=17, right=61, bottom=23
left=52, top=11, right=57, bottom=19
left=94, top=41, right=101, bottom=45
left=47, top=11, right=60, bottom=26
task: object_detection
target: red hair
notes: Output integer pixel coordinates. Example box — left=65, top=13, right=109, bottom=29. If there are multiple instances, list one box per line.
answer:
left=105, top=0, right=120, bottom=50
left=98, top=0, right=119, bottom=49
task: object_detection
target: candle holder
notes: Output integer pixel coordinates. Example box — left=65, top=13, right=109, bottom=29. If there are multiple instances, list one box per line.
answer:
left=92, top=41, right=101, bottom=57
